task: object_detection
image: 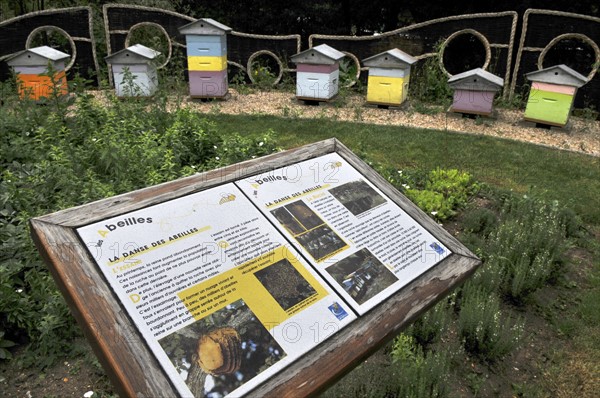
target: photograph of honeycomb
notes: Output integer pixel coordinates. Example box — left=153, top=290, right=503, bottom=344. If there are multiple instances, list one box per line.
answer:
left=329, top=180, right=387, bottom=216
left=270, top=200, right=347, bottom=262
left=254, top=258, right=318, bottom=312
left=325, top=249, right=398, bottom=305
left=159, top=299, right=286, bottom=397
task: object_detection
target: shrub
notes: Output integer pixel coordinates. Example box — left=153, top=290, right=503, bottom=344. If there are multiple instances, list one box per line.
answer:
left=0, top=90, right=279, bottom=366
left=322, top=334, right=450, bottom=398
left=409, top=51, right=453, bottom=106
left=390, top=334, right=450, bottom=398
left=462, top=207, right=498, bottom=237
left=406, top=300, right=452, bottom=347
left=484, top=195, right=572, bottom=303
left=458, top=284, right=523, bottom=362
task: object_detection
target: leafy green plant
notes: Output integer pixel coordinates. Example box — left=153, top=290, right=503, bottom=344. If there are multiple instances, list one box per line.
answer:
left=250, top=59, right=277, bottom=89
left=402, top=168, right=478, bottom=221
left=230, top=68, right=253, bottom=94
left=0, top=331, right=16, bottom=360
left=409, top=50, right=452, bottom=106
left=0, top=89, right=279, bottom=367
left=119, top=66, right=145, bottom=97
left=366, top=161, right=478, bottom=222
left=338, top=58, right=358, bottom=88
left=405, top=188, right=453, bottom=219
left=39, top=61, right=74, bottom=121
left=427, top=168, right=478, bottom=206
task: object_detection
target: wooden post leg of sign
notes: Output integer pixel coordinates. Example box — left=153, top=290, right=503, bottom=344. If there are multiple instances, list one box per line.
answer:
left=30, top=138, right=480, bottom=398
left=30, top=220, right=178, bottom=397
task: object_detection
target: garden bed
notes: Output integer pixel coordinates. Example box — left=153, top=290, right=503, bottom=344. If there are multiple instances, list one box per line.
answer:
left=1, top=89, right=598, bottom=398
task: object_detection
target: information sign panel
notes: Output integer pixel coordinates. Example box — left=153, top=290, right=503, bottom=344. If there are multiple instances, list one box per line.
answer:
left=77, top=183, right=356, bottom=397
left=30, top=139, right=480, bottom=398
left=236, top=153, right=450, bottom=315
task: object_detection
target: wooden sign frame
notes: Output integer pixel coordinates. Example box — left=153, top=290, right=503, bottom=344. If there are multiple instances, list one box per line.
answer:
left=30, top=138, right=480, bottom=397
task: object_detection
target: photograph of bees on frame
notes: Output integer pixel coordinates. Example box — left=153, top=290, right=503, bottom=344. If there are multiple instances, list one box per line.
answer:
left=328, top=180, right=387, bottom=216
left=253, top=258, right=318, bottom=312
left=158, top=299, right=286, bottom=397
left=325, top=248, right=398, bottom=305
left=271, top=201, right=347, bottom=262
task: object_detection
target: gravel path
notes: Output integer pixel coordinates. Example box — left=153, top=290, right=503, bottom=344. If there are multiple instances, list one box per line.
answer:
left=179, top=89, right=600, bottom=157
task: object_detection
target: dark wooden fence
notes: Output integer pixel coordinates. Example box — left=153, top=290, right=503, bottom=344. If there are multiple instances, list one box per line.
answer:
left=0, top=5, right=598, bottom=110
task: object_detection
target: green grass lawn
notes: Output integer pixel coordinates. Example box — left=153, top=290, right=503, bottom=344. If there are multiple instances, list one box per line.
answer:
left=206, top=113, right=600, bottom=225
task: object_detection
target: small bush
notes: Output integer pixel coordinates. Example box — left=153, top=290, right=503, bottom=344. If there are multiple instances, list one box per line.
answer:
left=373, top=164, right=478, bottom=222
left=458, top=284, right=523, bottom=362
left=390, top=334, right=450, bottom=398
left=406, top=301, right=452, bottom=347
left=323, top=334, right=450, bottom=398
left=462, top=207, right=498, bottom=237
left=409, top=52, right=453, bottom=106
left=485, top=195, right=571, bottom=303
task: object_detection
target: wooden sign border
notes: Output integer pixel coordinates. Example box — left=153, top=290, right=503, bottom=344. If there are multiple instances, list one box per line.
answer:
left=30, top=138, right=480, bottom=397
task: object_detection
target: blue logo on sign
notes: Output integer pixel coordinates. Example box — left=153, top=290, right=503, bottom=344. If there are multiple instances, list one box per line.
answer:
left=328, top=302, right=348, bottom=320
left=430, top=242, right=445, bottom=255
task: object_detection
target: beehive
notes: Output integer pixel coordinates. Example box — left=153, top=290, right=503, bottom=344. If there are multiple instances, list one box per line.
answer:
left=6, top=45, right=69, bottom=100
left=291, top=44, right=345, bottom=101
left=105, top=44, right=161, bottom=97
left=178, top=18, right=232, bottom=99
left=524, top=64, right=587, bottom=127
left=448, top=68, right=504, bottom=116
left=362, top=49, right=417, bottom=106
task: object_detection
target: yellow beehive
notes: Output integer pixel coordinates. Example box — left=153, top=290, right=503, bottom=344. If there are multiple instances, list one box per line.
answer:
left=363, top=49, right=417, bottom=106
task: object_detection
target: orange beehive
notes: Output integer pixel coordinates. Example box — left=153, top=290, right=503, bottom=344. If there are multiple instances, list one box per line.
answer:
left=6, top=46, right=70, bottom=100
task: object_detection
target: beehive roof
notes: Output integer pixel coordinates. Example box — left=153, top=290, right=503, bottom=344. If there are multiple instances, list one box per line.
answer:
left=178, top=18, right=232, bottom=35
left=105, top=44, right=161, bottom=64
left=525, top=64, right=587, bottom=87
left=362, top=48, right=417, bottom=68
left=6, top=45, right=69, bottom=66
left=448, top=68, right=504, bottom=90
left=291, top=44, right=345, bottom=65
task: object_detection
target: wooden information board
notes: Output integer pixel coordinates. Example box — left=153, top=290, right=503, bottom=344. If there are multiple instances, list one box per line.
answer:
left=30, top=138, right=480, bottom=398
